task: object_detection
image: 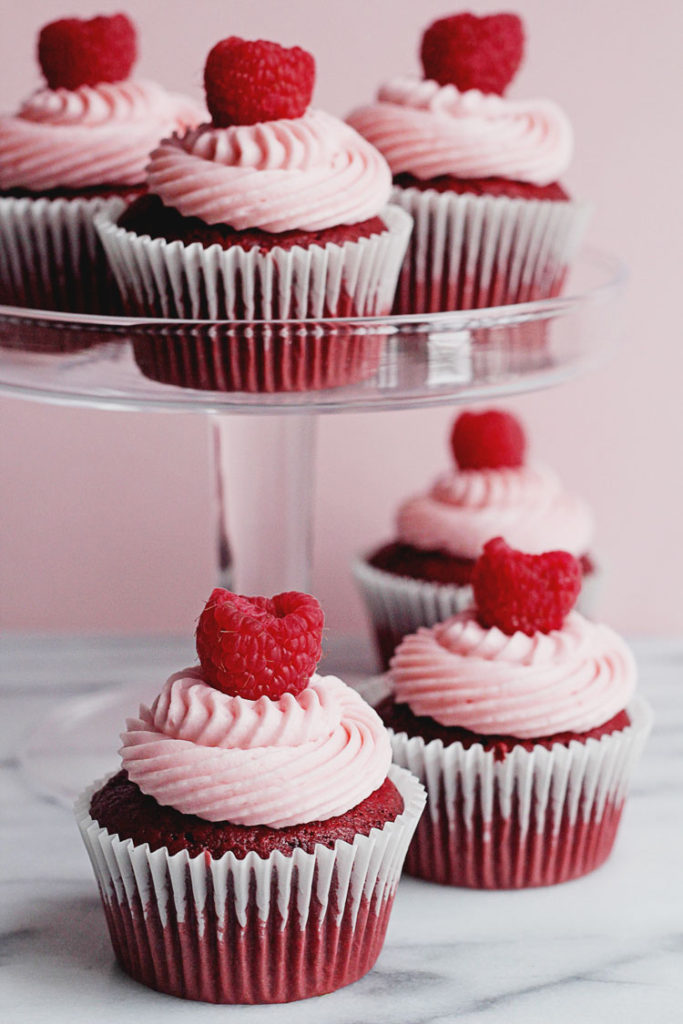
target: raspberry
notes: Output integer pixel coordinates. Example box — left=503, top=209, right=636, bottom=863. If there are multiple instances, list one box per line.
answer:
left=195, top=588, right=324, bottom=699
left=204, top=37, right=315, bottom=127
left=451, top=409, right=526, bottom=469
left=472, top=538, right=582, bottom=636
left=38, top=14, right=137, bottom=91
left=420, top=12, right=524, bottom=95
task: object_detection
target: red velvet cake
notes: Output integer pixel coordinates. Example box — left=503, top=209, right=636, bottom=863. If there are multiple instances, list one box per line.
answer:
left=355, top=409, right=600, bottom=669
left=0, top=13, right=202, bottom=314
left=77, top=587, right=425, bottom=1003
left=347, top=12, right=590, bottom=312
left=91, top=769, right=404, bottom=860
left=95, top=35, right=412, bottom=393
left=119, top=191, right=388, bottom=255
left=384, top=538, right=652, bottom=888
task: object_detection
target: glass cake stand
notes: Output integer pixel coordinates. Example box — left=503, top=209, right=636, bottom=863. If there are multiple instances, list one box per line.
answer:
left=0, top=246, right=626, bottom=801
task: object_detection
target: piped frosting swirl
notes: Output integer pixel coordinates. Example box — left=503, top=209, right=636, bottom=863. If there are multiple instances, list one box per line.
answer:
left=120, top=668, right=392, bottom=826
left=0, top=80, right=204, bottom=190
left=390, top=610, right=636, bottom=737
left=347, top=75, right=572, bottom=185
left=145, top=109, right=392, bottom=231
left=397, top=465, right=593, bottom=559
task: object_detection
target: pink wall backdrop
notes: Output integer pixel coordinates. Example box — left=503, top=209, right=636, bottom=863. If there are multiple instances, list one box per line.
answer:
left=1, top=0, right=682, bottom=636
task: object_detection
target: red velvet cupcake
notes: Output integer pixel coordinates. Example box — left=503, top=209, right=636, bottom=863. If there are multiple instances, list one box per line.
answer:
left=0, top=13, right=202, bottom=314
left=381, top=539, right=652, bottom=888
left=95, top=36, right=412, bottom=392
left=76, top=588, right=425, bottom=1003
left=354, top=409, right=600, bottom=669
left=348, top=12, right=590, bottom=313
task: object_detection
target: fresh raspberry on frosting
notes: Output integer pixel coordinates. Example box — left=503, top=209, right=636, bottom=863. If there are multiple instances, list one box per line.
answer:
left=38, top=14, right=137, bottom=91
left=420, top=12, right=524, bottom=95
left=451, top=409, right=526, bottom=469
left=196, top=588, right=324, bottom=699
left=204, top=36, right=315, bottom=127
left=472, top=537, right=582, bottom=636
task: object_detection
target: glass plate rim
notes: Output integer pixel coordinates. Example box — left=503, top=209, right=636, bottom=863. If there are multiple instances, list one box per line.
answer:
left=0, top=244, right=627, bottom=332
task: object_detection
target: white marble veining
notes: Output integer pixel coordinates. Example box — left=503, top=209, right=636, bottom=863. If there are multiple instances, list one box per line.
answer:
left=1, top=634, right=682, bottom=1023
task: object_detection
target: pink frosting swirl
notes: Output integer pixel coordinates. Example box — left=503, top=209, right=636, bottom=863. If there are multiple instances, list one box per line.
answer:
left=390, top=610, right=636, bottom=737
left=396, top=465, right=593, bottom=559
left=145, top=109, right=392, bottom=231
left=0, top=80, right=204, bottom=190
left=120, top=668, right=392, bottom=827
left=347, top=76, right=573, bottom=186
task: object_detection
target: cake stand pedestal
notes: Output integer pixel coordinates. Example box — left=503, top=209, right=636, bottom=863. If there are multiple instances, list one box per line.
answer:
left=0, top=246, right=626, bottom=801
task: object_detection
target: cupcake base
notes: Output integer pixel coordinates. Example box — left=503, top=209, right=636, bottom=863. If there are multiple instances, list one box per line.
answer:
left=99, top=855, right=398, bottom=1003
left=387, top=696, right=652, bottom=889
left=95, top=203, right=411, bottom=393
left=76, top=764, right=426, bottom=1003
left=131, top=320, right=387, bottom=394
left=404, top=779, right=625, bottom=889
left=389, top=184, right=590, bottom=315
left=0, top=192, right=132, bottom=316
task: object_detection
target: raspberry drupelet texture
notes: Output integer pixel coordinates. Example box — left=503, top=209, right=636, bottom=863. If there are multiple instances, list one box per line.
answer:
left=451, top=409, right=526, bottom=469
left=420, top=12, right=524, bottom=95
left=204, top=36, right=315, bottom=127
left=38, top=13, right=137, bottom=90
left=195, top=588, right=324, bottom=699
left=472, top=537, right=582, bottom=636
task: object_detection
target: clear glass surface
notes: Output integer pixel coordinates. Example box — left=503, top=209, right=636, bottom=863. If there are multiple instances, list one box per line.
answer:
left=211, top=413, right=316, bottom=594
left=6, top=246, right=626, bottom=800
left=0, top=247, right=625, bottom=414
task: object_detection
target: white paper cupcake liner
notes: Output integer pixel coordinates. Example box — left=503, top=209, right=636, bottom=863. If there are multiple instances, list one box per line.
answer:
left=388, top=695, right=652, bottom=888
left=390, top=185, right=591, bottom=314
left=130, top=319, right=391, bottom=393
left=0, top=194, right=127, bottom=314
left=95, top=204, right=412, bottom=320
left=75, top=764, right=425, bottom=1004
left=353, top=556, right=603, bottom=669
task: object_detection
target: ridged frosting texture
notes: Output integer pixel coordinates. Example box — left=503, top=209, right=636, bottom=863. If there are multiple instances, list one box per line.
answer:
left=0, top=80, right=204, bottom=190
left=396, top=465, right=593, bottom=559
left=120, top=668, right=392, bottom=826
left=347, top=76, right=573, bottom=186
left=390, top=610, right=636, bottom=737
left=145, top=108, right=392, bottom=231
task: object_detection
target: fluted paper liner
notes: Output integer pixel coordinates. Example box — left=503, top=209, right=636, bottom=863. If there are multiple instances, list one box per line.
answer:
left=388, top=695, right=652, bottom=888
left=353, top=556, right=603, bottom=668
left=0, top=194, right=126, bottom=315
left=95, top=204, right=412, bottom=320
left=390, top=186, right=591, bottom=314
left=76, top=764, right=425, bottom=1003
left=95, top=204, right=411, bottom=391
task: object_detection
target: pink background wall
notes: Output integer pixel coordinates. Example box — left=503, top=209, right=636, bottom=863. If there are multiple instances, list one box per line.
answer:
left=1, top=0, right=682, bottom=636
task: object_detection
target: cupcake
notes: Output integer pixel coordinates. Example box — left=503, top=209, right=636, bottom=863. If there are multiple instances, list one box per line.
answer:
left=380, top=538, right=652, bottom=888
left=76, top=588, right=425, bottom=1003
left=0, top=13, right=203, bottom=314
left=95, top=36, right=413, bottom=392
left=354, top=409, right=599, bottom=670
left=347, top=11, right=590, bottom=313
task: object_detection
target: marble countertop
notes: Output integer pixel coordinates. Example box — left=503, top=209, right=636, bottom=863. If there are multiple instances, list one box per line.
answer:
left=2, top=634, right=682, bottom=1023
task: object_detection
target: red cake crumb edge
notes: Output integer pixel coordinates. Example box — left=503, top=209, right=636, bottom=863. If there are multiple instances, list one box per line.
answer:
left=394, top=173, right=569, bottom=202
left=90, top=771, right=404, bottom=859
left=118, top=193, right=387, bottom=253
left=379, top=696, right=630, bottom=762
